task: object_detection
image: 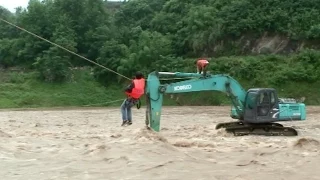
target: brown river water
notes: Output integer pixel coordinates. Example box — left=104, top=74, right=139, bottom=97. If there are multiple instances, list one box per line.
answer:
left=0, top=106, right=319, bottom=180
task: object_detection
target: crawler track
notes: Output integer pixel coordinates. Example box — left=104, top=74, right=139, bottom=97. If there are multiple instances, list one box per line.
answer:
left=216, top=121, right=298, bottom=136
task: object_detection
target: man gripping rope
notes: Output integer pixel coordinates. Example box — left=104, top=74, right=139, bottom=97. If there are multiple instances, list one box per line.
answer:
left=120, top=71, right=145, bottom=126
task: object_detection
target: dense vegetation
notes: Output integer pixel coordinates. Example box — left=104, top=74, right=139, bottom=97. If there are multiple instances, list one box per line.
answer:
left=1, top=0, right=320, bottom=108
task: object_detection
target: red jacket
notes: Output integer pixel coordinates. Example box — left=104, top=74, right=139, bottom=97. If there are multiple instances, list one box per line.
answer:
left=197, top=59, right=209, bottom=68
left=125, top=78, right=145, bottom=99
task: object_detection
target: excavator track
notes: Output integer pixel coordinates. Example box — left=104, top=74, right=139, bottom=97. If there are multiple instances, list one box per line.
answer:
left=216, top=122, right=297, bottom=136
left=215, top=121, right=284, bottom=129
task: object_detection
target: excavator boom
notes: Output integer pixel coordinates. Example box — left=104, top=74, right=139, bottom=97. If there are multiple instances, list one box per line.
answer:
left=146, top=71, right=246, bottom=131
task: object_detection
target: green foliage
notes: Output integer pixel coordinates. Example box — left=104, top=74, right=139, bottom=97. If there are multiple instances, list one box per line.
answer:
left=0, top=68, right=122, bottom=108
left=2, top=0, right=320, bottom=77
left=1, top=0, right=320, bottom=107
left=93, top=39, right=130, bottom=85
left=1, top=0, right=114, bottom=77
left=125, top=30, right=174, bottom=72
left=32, top=13, right=77, bottom=82
left=33, top=47, right=72, bottom=82
left=208, top=49, right=320, bottom=85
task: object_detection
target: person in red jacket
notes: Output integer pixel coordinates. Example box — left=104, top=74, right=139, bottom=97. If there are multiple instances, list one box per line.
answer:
left=196, top=59, right=209, bottom=76
left=121, top=71, right=145, bottom=126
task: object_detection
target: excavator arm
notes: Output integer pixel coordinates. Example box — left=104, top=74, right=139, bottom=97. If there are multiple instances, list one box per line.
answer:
left=145, top=71, right=248, bottom=132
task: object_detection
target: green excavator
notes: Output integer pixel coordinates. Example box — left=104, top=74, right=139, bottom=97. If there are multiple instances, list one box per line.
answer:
left=144, top=71, right=306, bottom=136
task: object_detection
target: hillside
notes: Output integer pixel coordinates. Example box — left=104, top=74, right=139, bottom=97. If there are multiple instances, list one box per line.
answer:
left=1, top=49, right=320, bottom=109
left=0, top=67, right=120, bottom=108
left=0, top=67, right=185, bottom=109
left=0, top=0, right=320, bottom=108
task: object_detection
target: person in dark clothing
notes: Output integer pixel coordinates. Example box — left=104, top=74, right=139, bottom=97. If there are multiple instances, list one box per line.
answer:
left=120, top=71, right=145, bottom=126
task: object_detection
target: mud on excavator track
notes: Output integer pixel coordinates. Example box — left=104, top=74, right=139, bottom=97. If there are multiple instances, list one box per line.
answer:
left=215, top=121, right=298, bottom=136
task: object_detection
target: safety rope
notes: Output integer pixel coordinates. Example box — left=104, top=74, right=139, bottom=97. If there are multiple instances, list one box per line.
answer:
left=0, top=17, right=199, bottom=108
left=0, top=18, right=131, bottom=81
left=0, top=18, right=199, bottom=82
left=81, top=98, right=125, bottom=107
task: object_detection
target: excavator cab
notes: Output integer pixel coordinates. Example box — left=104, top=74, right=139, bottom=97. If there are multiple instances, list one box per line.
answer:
left=222, top=87, right=301, bottom=136
left=243, top=88, right=280, bottom=123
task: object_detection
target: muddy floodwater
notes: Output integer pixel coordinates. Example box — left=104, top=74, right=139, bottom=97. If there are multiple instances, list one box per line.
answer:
left=0, top=106, right=320, bottom=180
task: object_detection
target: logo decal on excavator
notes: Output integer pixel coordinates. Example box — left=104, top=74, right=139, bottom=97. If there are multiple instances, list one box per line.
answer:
left=173, top=85, right=192, bottom=91
left=271, top=108, right=280, bottom=118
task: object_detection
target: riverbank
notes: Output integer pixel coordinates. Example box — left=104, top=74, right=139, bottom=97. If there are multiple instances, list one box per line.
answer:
left=0, top=66, right=319, bottom=109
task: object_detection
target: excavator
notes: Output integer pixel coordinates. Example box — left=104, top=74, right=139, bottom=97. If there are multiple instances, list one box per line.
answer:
left=144, top=71, right=306, bottom=136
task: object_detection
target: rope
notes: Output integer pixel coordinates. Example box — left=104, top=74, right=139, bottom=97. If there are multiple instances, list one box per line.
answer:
left=0, top=18, right=201, bottom=107
left=0, top=18, right=200, bottom=82
left=0, top=18, right=131, bottom=81
left=81, top=98, right=124, bottom=107
left=0, top=18, right=202, bottom=83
